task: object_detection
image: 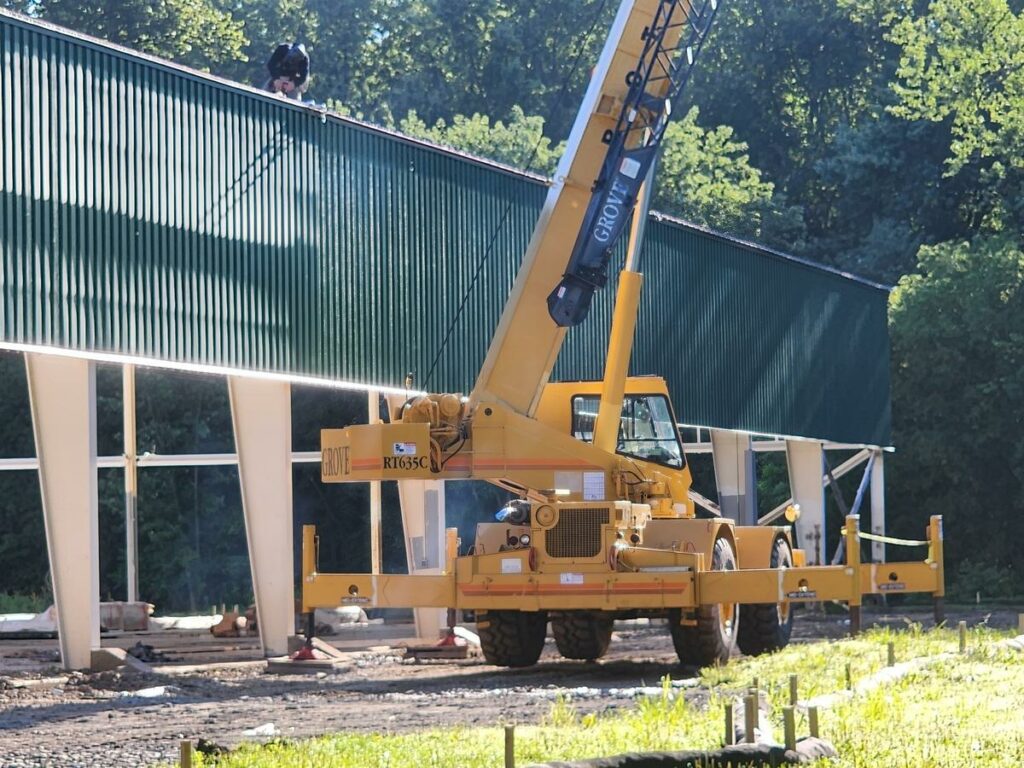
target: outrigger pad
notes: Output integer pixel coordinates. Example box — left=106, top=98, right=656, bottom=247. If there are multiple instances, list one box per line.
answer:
left=526, top=738, right=838, bottom=767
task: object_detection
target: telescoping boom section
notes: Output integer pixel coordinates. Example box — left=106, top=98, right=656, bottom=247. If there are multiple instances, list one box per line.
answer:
left=314, top=0, right=945, bottom=668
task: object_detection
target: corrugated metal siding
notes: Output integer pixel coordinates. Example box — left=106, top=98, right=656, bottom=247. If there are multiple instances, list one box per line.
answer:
left=0, top=11, right=891, bottom=446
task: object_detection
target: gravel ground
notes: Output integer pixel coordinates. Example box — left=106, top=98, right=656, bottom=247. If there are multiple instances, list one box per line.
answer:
left=1, top=606, right=1019, bottom=767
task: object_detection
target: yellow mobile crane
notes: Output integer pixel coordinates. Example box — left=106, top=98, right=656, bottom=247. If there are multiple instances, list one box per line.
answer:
left=306, top=0, right=945, bottom=667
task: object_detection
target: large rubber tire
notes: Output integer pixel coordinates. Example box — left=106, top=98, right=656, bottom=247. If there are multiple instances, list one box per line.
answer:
left=551, top=611, right=614, bottom=660
left=670, top=536, right=739, bottom=667
left=477, top=609, right=548, bottom=667
left=737, top=537, right=795, bottom=656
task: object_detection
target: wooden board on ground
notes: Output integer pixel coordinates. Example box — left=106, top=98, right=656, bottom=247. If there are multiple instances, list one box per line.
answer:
left=265, top=656, right=347, bottom=674
left=403, top=644, right=472, bottom=661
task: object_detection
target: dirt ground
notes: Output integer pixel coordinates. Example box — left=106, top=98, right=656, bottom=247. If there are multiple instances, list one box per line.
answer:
left=1, top=606, right=1019, bottom=768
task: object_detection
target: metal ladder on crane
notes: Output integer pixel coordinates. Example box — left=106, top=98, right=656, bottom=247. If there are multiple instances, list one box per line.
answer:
left=547, top=0, right=722, bottom=327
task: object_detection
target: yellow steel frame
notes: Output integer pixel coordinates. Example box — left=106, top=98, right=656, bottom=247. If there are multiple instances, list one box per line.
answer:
left=301, top=515, right=944, bottom=616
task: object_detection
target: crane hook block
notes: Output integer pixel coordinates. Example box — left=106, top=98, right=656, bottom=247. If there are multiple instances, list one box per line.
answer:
left=547, top=0, right=721, bottom=328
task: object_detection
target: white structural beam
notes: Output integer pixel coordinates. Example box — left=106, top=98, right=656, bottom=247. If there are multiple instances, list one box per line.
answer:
left=397, top=479, right=447, bottom=640
left=368, top=391, right=383, bottom=575
left=25, top=353, right=99, bottom=671
left=123, top=365, right=139, bottom=603
left=710, top=429, right=757, bottom=526
left=228, top=376, right=295, bottom=657
left=870, top=450, right=885, bottom=563
left=760, top=448, right=872, bottom=525
left=786, top=439, right=826, bottom=565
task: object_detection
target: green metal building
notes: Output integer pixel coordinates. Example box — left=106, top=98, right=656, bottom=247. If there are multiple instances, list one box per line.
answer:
left=0, top=9, right=891, bottom=446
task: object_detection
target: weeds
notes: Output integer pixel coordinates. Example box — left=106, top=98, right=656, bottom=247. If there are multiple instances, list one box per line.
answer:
left=177, top=627, right=1024, bottom=768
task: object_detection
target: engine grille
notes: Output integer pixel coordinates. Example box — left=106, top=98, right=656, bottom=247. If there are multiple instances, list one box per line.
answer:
left=545, top=507, right=610, bottom=559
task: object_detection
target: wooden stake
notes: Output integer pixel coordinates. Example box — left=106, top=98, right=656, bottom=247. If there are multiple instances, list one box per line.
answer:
left=179, top=740, right=193, bottom=768
left=724, top=702, right=734, bottom=746
left=958, top=620, right=967, bottom=653
left=783, top=706, right=796, bottom=751
left=744, top=694, right=758, bottom=743
left=788, top=673, right=798, bottom=706
left=845, top=662, right=852, bottom=690
left=808, top=706, right=819, bottom=738
left=887, top=641, right=895, bottom=666
left=1019, top=613, right=1024, bottom=635
left=751, top=677, right=759, bottom=694
left=504, top=725, right=515, bottom=768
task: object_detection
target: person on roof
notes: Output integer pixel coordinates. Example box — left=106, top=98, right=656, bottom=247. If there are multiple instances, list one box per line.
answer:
left=265, top=43, right=309, bottom=99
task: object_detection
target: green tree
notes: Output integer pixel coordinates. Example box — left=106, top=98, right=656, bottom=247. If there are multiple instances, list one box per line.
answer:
left=380, top=0, right=614, bottom=138
left=811, top=113, right=974, bottom=282
left=30, top=0, right=247, bottom=70
left=653, top=107, right=776, bottom=238
left=889, top=0, right=1024, bottom=173
left=888, top=0, right=1024, bottom=235
left=398, top=106, right=564, bottom=176
left=888, top=236, right=1024, bottom=590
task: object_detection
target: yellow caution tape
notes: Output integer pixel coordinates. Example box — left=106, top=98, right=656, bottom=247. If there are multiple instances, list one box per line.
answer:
left=850, top=530, right=929, bottom=547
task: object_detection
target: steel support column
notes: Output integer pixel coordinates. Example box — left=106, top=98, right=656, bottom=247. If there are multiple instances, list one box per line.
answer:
left=786, top=440, right=826, bottom=565
left=397, top=479, right=447, bottom=640
left=710, top=429, right=757, bottom=526
left=368, top=391, right=382, bottom=575
left=870, top=451, right=885, bottom=563
left=228, top=376, right=295, bottom=656
left=25, top=353, right=99, bottom=670
left=123, top=364, right=139, bottom=603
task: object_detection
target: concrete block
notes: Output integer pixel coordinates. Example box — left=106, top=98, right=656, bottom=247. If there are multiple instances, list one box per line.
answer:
left=90, top=647, right=153, bottom=674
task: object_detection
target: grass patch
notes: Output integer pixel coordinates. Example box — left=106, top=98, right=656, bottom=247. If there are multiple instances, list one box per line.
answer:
left=183, top=627, right=1024, bottom=767
left=0, top=592, right=49, bottom=613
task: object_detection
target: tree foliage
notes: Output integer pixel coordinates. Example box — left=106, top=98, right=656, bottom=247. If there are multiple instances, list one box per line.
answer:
left=889, top=0, right=1024, bottom=174
left=27, top=0, right=247, bottom=68
left=654, top=107, right=775, bottom=237
left=398, top=106, right=565, bottom=176
left=888, top=237, right=1024, bottom=588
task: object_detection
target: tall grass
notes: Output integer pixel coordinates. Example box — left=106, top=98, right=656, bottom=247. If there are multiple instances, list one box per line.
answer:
left=181, top=627, right=1024, bottom=768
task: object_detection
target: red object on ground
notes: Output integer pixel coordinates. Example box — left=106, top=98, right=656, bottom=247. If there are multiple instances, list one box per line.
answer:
left=291, top=645, right=317, bottom=660
left=436, top=631, right=465, bottom=647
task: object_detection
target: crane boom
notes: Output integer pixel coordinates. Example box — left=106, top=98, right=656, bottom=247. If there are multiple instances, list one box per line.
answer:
left=470, top=0, right=718, bottom=415
left=549, top=0, right=719, bottom=327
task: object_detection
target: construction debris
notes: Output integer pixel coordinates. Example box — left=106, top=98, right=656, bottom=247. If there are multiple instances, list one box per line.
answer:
left=314, top=606, right=369, bottom=635
left=210, top=612, right=251, bottom=638
left=126, top=641, right=171, bottom=664
left=89, top=648, right=153, bottom=675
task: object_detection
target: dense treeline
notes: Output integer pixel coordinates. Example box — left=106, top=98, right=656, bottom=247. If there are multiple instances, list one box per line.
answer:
left=0, top=0, right=1021, bottom=608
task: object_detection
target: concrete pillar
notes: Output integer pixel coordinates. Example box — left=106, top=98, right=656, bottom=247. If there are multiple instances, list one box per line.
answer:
left=710, top=429, right=757, bottom=526
left=870, top=450, right=885, bottom=563
left=25, top=353, right=99, bottom=670
left=228, top=376, right=295, bottom=656
left=786, top=439, right=826, bottom=565
left=397, top=479, right=447, bottom=640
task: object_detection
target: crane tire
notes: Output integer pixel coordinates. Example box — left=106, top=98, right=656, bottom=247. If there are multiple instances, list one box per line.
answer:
left=669, top=535, right=739, bottom=667
left=737, top=537, right=794, bottom=656
left=477, top=609, right=548, bottom=667
left=551, top=611, right=614, bottom=660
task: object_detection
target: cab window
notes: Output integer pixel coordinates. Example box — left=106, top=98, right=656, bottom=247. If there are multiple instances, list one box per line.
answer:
left=571, top=394, right=685, bottom=469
